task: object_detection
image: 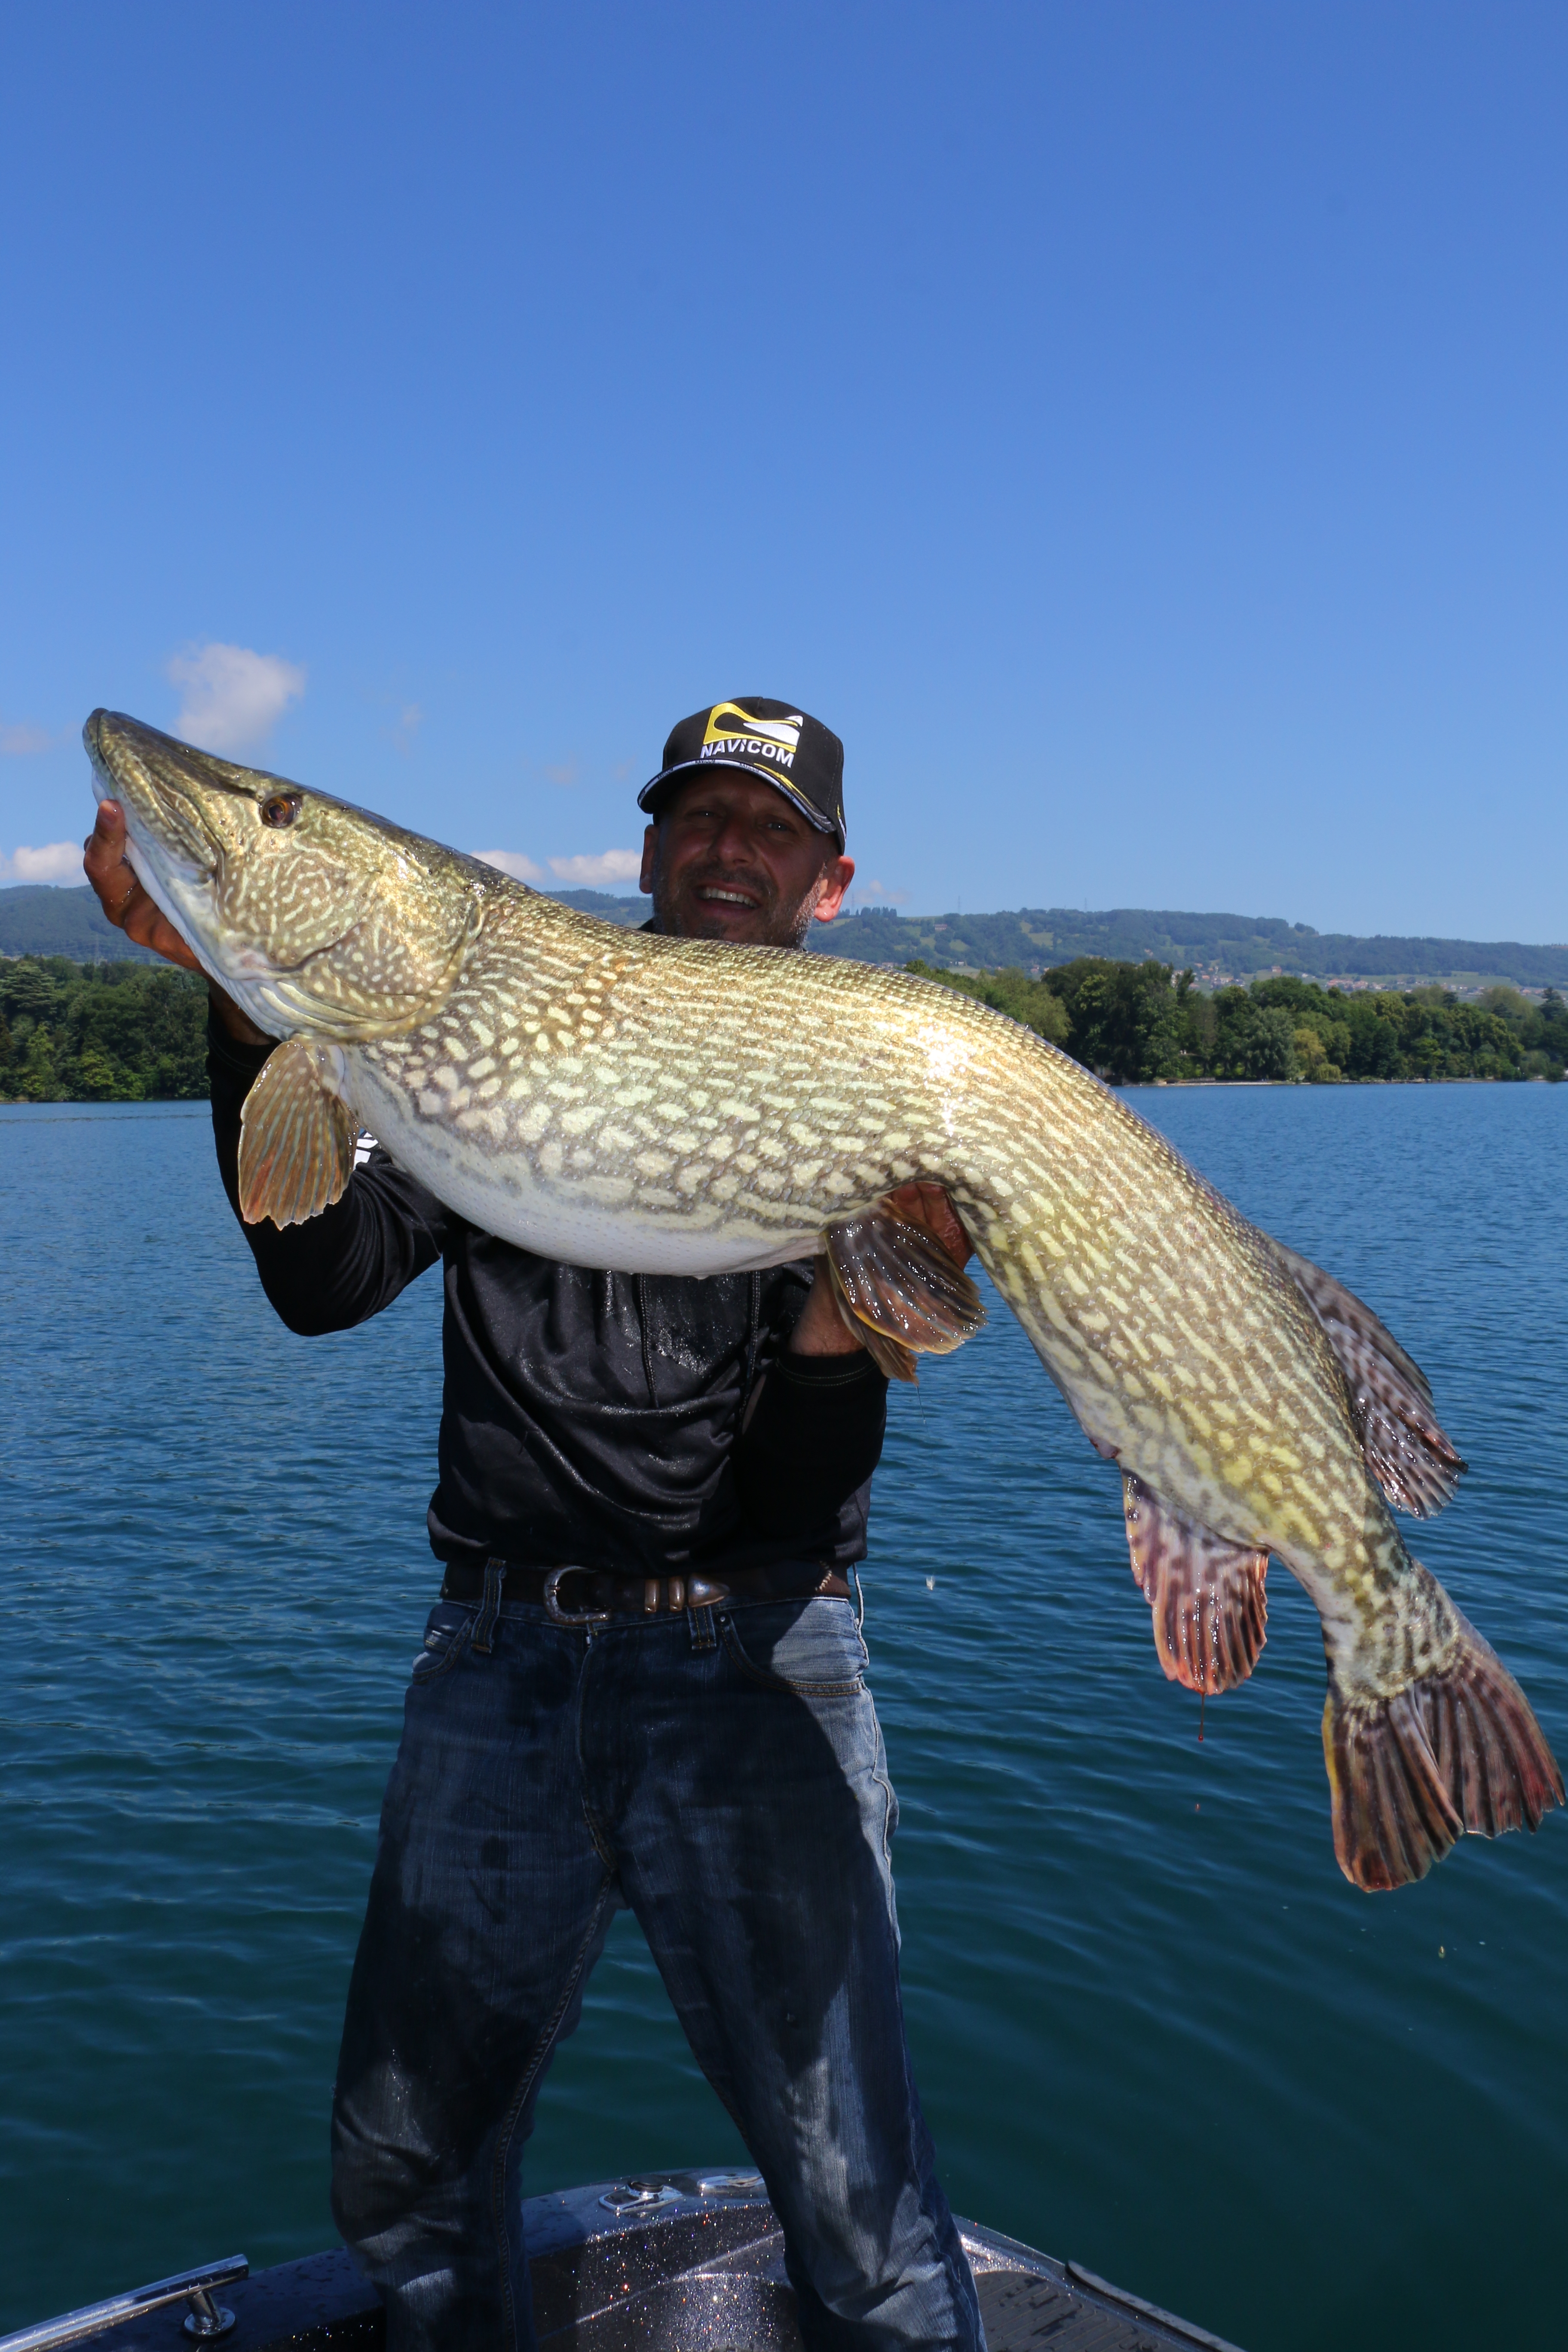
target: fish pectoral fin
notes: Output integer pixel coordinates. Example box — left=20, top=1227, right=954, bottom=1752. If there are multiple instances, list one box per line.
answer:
left=1122, top=1472, right=1268, bottom=1695
left=828, top=1278, right=920, bottom=1384
left=1324, top=1588, right=1564, bottom=1892
left=822, top=1205, right=986, bottom=1388
left=1270, top=1240, right=1465, bottom=1519
left=822, top=1243, right=919, bottom=1382
left=237, top=1037, right=356, bottom=1230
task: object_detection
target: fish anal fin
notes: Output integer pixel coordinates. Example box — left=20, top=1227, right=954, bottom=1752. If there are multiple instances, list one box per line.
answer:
left=823, top=1204, right=986, bottom=1369
left=1270, top=1240, right=1465, bottom=1519
left=1323, top=1602, right=1563, bottom=1892
left=1122, top=1472, right=1268, bottom=1695
left=238, top=1037, right=355, bottom=1229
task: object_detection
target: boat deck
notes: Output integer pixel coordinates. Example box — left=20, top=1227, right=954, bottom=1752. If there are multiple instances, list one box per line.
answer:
left=4, top=2171, right=1244, bottom=2352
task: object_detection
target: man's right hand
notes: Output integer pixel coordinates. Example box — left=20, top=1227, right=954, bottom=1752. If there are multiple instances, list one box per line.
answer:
left=83, top=800, right=269, bottom=1045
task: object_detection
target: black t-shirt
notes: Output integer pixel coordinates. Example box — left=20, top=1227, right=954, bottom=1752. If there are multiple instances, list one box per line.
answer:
left=207, top=1014, right=888, bottom=1576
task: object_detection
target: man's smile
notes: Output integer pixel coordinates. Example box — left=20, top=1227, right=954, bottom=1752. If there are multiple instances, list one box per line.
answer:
left=639, top=765, right=854, bottom=947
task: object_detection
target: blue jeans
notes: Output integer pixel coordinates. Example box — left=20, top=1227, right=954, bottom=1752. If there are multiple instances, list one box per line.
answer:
left=330, top=1580, right=983, bottom=2352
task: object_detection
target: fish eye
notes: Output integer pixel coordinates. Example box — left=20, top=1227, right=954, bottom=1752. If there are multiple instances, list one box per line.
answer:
left=260, top=792, right=303, bottom=828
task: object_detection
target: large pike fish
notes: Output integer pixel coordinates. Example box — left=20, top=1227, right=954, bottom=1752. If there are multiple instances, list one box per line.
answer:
left=86, top=710, right=1562, bottom=1891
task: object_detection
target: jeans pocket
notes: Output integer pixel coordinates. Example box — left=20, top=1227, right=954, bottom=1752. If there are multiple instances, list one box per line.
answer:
left=721, top=1597, right=869, bottom=1695
left=409, top=1601, right=475, bottom=1685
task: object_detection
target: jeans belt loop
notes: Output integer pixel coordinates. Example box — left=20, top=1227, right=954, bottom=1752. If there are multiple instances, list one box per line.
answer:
left=472, top=1558, right=506, bottom=1654
left=544, top=1566, right=612, bottom=1629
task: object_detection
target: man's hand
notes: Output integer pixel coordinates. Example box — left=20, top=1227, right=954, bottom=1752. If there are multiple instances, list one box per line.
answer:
left=83, top=800, right=268, bottom=1045
left=881, top=1181, right=974, bottom=1271
left=788, top=1182, right=974, bottom=1358
left=85, top=800, right=199, bottom=968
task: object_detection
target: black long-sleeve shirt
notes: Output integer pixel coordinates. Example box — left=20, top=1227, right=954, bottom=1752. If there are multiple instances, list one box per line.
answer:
left=208, top=1014, right=888, bottom=1576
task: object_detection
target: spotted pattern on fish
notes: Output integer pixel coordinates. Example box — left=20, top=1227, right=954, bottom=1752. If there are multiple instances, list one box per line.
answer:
left=85, top=707, right=1563, bottom=1890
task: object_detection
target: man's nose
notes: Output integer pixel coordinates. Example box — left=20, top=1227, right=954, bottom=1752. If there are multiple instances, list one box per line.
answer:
left=708, top=813, right=758, bottom=864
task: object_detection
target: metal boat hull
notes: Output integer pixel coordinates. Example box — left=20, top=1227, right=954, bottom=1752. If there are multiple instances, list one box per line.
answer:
left=2, top=2169, right=1245, bottom=2352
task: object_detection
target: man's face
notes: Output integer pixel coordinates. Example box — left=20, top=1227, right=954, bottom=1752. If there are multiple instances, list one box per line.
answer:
left=640, top=769, right=855, bottom=947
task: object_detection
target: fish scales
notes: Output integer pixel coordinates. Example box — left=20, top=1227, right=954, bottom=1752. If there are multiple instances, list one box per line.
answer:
left=340, top=900, right=1436, bottom=1640
left=86, top=709, right=1563, bottom=1891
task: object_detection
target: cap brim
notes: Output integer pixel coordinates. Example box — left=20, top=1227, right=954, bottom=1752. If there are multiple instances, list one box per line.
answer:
left=637, top=758, right=840, bottom=842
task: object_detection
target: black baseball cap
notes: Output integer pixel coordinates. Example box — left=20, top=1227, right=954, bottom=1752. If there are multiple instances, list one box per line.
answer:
left=638, top=697, right=845, bottom=848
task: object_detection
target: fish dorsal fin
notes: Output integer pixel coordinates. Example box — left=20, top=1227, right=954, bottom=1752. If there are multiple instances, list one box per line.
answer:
left=822, top=1205, right=986, bottom=1387
left=1122, top=1472, right=1269, bottom=1695
left=1270, top=1241, right=1465, bottom=1519
left=238, top=1037, right=356, bottom=1229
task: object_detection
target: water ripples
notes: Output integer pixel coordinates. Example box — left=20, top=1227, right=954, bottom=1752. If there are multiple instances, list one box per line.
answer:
left=1, top=1087, right=1564, bottom=2346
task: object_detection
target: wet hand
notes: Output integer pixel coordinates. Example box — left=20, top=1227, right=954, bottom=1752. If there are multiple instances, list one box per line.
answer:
left=881, top=1181, right=974, bottom=1270
left=789, top=1183, right=973, bottom=1358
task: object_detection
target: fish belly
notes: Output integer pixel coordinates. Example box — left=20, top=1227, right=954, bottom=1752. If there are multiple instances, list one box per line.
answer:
left=344, top=1047, right=828, bottom=1275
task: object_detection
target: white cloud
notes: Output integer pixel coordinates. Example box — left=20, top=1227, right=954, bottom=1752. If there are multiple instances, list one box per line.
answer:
left=473, top=847, right=644, bottom=891
left=548, top=849, right=643, bottom=889
left=168, top=642, right=306, bottom=753
left=390, top=703, right=423, bottom=754
left=0, top=842, right=84, bottom=884
left=475, top=848, right=546, bottom=883
left=0, top=721, right=53, bottom=756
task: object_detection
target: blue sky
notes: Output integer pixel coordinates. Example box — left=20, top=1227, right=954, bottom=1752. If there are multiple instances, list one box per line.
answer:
left=2, top=3, right=1565, bottom=938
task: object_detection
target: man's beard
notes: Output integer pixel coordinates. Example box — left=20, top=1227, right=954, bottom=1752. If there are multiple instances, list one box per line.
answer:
left=655, top=861, right=816, bottom=949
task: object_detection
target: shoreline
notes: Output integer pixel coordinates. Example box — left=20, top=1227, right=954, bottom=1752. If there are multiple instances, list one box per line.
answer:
left=1134, top=1073, right=1559, bottom=1088
left=2, top=1072, right=1562, bottom=1110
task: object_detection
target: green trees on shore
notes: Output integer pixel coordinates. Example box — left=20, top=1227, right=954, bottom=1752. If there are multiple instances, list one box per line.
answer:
left=2, top=950, right=1564, bottom=1104
left=0, top=956, right=208, bottom=1101
left=906, top=959, right=1568, bottom=1085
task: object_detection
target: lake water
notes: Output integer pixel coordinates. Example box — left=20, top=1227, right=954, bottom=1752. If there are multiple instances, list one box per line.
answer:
left=1, top=1085, right=1564, bottom=2349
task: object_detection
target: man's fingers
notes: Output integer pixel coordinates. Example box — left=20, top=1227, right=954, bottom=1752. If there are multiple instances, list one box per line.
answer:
left=129, top=898, right=202, bottom=970
left=82, top=801, right=202, bottom=970
left=83, top=799, right=138, bottom=915
left=882, top=1181, right=974, bottom=1268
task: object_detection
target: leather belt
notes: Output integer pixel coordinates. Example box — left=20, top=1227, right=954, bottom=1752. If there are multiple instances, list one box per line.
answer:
left=439, top=1557, right=851, bottom=1627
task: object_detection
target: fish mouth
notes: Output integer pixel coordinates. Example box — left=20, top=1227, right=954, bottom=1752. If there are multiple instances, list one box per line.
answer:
left=82, top=710, right=300, bottom=993
left=85, top=710, right=239, bottom=879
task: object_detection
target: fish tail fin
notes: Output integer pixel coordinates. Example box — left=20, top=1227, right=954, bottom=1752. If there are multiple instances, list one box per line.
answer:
left=1324, top=1605, right=1563, bottom=1891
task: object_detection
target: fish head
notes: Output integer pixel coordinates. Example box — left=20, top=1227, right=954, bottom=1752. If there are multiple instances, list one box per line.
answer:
left=85, top=710, right=485, bottom=1039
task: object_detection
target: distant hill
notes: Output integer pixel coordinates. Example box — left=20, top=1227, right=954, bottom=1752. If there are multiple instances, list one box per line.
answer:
left=812, top=905, right=1568, bottom=990
left=7, top=883, right=1562, bottom=990
left=545, top=887, right=647, bottom=926
left=0, top=881, right=648, bottom=965
left=0, top=885, right=158, bottom=961
left=536, top=893, right=1568, bottom=985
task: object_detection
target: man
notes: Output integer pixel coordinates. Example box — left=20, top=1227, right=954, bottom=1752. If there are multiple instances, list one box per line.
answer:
left=85, top=697, right=982, bottom=2352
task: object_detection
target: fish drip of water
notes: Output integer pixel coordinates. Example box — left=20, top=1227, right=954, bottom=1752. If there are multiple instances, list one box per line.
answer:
left=86, top=710, right=1564, bottom=1892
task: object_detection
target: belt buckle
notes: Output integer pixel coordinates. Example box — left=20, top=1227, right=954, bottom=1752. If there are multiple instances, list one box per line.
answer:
left=544, top=1566, right=612, bottom=1628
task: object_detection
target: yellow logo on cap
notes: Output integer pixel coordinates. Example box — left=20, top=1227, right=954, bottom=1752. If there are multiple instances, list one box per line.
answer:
left=700, top=702, right=803, bottom=771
